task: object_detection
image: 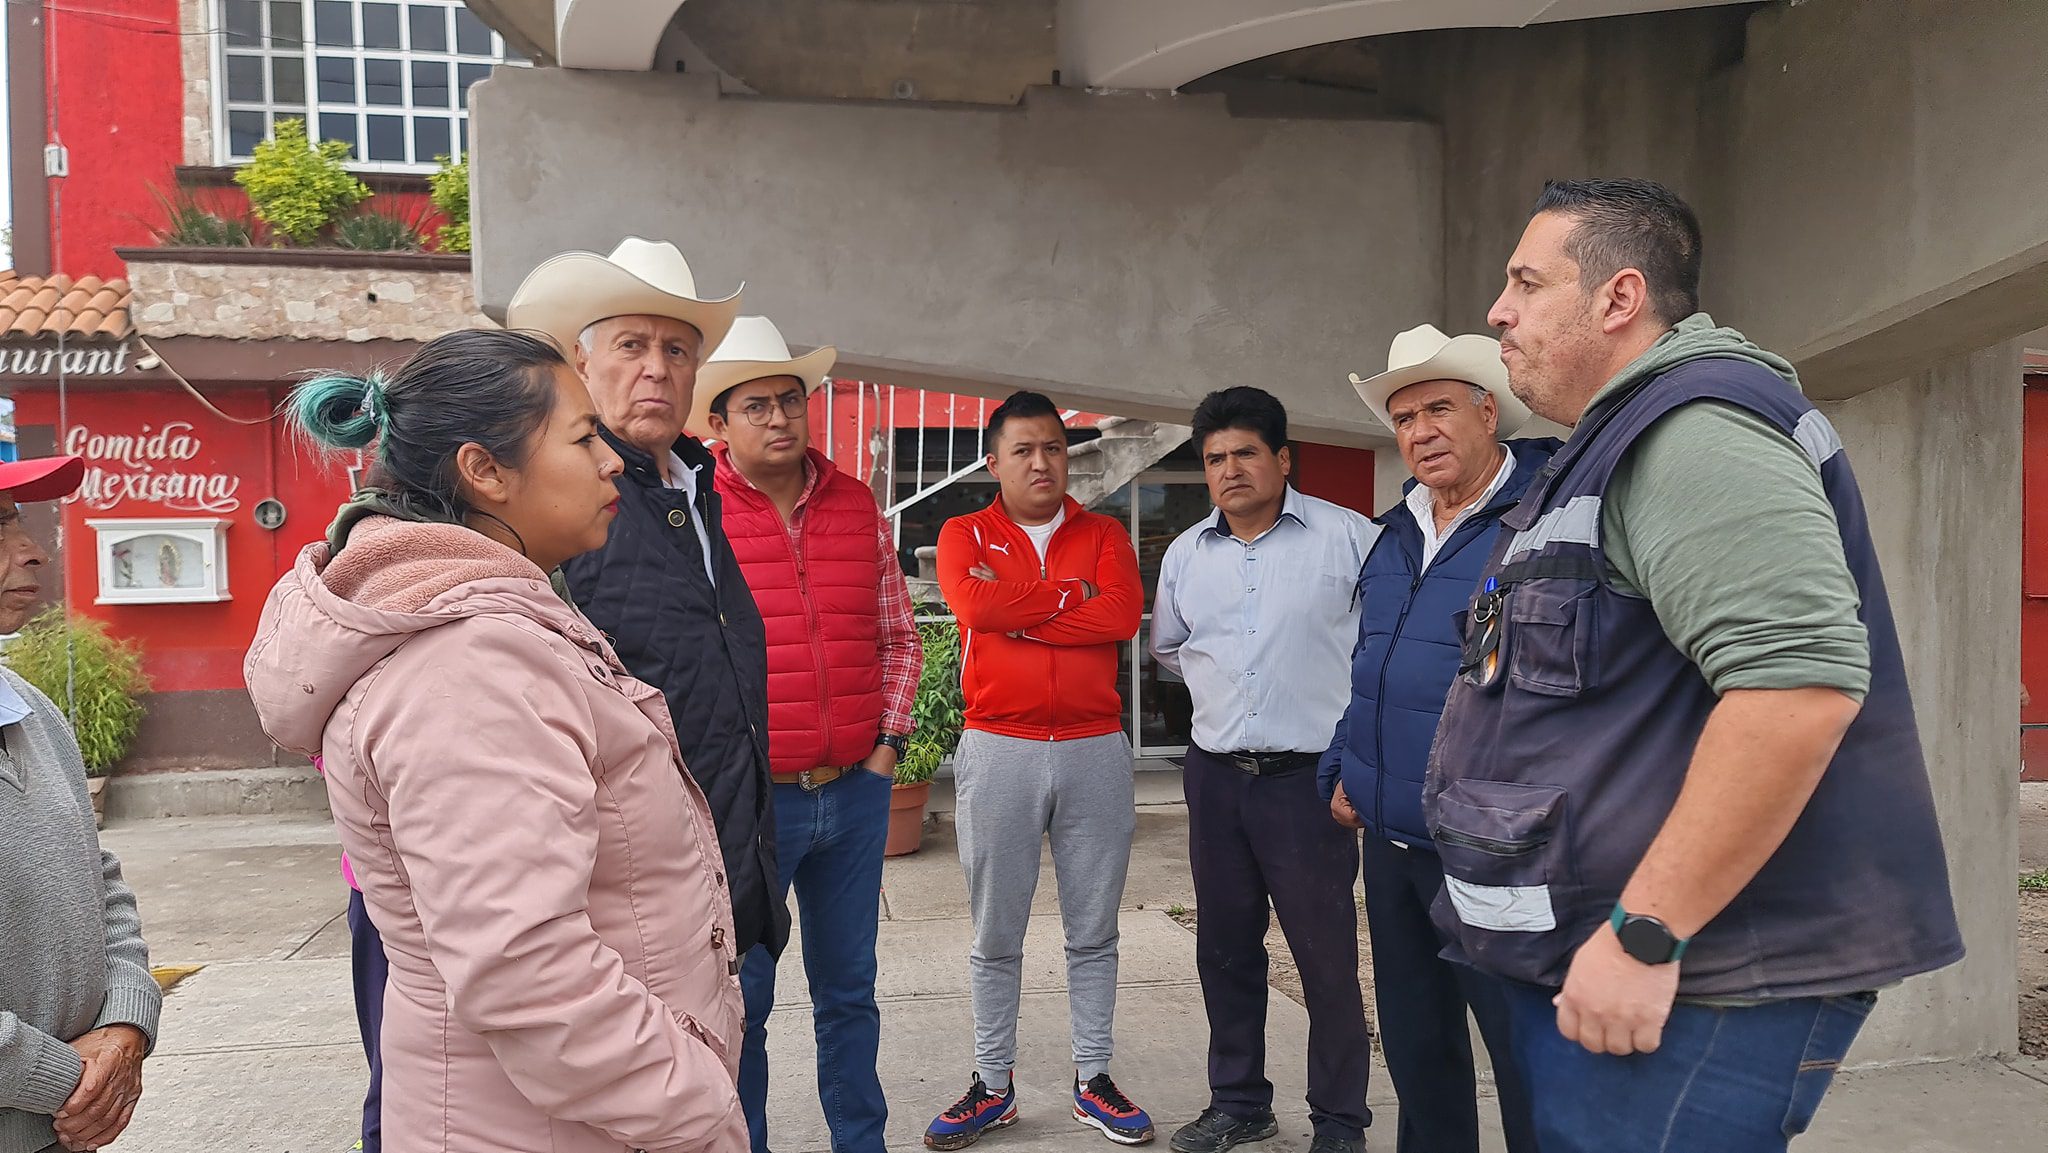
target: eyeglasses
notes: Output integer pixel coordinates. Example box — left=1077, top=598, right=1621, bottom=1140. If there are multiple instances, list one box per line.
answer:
left=730, top=393, right=810, bottom=426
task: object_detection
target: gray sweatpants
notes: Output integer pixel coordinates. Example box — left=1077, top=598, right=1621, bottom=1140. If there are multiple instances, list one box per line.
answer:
left=953, top=728, right=1137, bottom=1082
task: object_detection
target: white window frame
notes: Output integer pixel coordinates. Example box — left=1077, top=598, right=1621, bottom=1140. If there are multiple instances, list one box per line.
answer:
left=86, top=518, right=233, bottom=605
left=212, top=0, right=514, bottom=174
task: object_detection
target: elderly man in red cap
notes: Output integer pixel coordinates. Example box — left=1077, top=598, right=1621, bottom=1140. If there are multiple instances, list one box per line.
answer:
left=0, top=455, right=161, bottom=1153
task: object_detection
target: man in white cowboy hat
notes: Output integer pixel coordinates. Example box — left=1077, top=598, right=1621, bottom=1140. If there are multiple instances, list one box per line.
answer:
left=506, top=240, right=791, bottom=964
left=698, top=317, right=922, bottom=1153
left=1313, top=324, right=1556, bottom=1153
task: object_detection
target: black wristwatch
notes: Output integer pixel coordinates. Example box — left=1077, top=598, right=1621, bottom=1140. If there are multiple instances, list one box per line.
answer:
left=875, top=732, right=908, bottom=755
left=1610, top=903, right=1689, bottom=965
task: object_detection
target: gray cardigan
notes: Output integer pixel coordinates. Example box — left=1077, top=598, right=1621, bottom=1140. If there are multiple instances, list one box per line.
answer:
left=0, top=669, right=161, bottom=1153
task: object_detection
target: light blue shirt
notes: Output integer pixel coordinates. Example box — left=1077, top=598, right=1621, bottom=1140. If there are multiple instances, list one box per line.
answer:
left=1152, top=487, right=1379, bottom=755
left=0, top=672, right=35, bottom=727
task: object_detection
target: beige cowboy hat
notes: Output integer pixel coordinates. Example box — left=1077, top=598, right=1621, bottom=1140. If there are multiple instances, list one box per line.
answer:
left=1349, top=323, right=1531, bottom=436
left=687, top=315, right=838, bottom=438
left=505, top=237, right=744, bottom=362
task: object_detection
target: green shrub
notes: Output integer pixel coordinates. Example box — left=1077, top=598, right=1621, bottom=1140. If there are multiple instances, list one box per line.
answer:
left=145, top=183, right=259, bottom=247
left=333, top=202, right=431, bottom=252
left=235, top=118, right=369, bottom=245
left=428, top=155, right=471, bottom=253
left=899, top=611, right=965, bottom=785
left=3, top=609, right=150, bottom=776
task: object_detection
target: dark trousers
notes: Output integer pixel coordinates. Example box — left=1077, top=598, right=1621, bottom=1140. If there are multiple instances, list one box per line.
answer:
left=1184, top=747, right=1372, bottom=1139
left=1359, top=832, right=1537, bottom=1153
left=347, top=888, right=387, bottom=1153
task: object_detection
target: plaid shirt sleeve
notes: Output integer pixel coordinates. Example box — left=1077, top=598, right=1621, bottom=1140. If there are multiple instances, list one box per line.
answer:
left=875, top=511, right=923, bottom=735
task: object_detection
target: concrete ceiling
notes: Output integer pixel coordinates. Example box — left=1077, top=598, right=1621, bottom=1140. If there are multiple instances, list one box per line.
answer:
left=469, top=1, right=1757, bottom=94
left=1057, top=0, right=1759, bottom=91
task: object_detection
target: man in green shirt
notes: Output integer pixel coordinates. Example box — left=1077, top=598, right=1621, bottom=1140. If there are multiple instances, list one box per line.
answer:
left=1419, top=178, right=1961, bottom=1153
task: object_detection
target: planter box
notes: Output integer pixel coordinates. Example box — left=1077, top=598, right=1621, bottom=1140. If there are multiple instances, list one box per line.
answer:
left=115, top=247, right=489, bottom=344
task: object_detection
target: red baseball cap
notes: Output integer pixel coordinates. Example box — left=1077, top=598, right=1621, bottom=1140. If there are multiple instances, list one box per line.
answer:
left=0, top=455, right=86, bottom=502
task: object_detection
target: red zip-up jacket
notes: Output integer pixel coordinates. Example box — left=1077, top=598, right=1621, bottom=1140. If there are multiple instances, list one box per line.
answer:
left=936, top=494, right=1142, bottom=740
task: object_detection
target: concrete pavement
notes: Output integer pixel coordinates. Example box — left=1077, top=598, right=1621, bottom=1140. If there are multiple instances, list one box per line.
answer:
left=98, top=782, right=2048, bottom=1152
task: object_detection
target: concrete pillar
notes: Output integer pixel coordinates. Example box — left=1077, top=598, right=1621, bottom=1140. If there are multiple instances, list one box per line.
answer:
left=1821, top=340, right=2023, bottom=1063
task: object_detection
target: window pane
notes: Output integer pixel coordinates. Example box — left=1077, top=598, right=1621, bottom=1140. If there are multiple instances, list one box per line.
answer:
left=454, top=7, right=493, bottom=55
left=226, top=0, right=262, bottom=47
left=272, top=55, right=307, bottom=105
left=407, top=4, right=447, bottom=52
left=269, top=1, right=304, bottom=47
left=414, top=117, right=452, bottom=165
left=457, top=62, right=490, bottom=109
left=410, top=60, right=450, bottom=108
left=314, top=0, right=353, bottom=47
left=226, top=53, right=266, bottom=103
left=457, top=116, right=468, bottom=157
left=361, top=2, right=401, bottom=50
left=366, top=114, right=407, bottom=162
left=364, top=58, right=403, bottom=106
left=317, top=55, right=356, bottom=102
left=318, top=110, right=359, bottom=158
left=229, top=109, right=267, bottom=158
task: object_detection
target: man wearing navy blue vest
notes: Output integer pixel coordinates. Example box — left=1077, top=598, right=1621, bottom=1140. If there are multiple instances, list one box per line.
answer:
left=1155, top=387, right=1377, bottom=1153
left=1427, top=178, right=1964, bottom=1152
left=1320, top=327, right=1550, bottom=1153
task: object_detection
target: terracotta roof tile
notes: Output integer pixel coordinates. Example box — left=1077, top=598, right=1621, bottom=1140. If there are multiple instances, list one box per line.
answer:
left=0, top=271, right=133, bottom=341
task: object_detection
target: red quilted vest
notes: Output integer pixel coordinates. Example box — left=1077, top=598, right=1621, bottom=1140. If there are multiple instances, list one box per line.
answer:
left=713, top=446, right=886, bottom=774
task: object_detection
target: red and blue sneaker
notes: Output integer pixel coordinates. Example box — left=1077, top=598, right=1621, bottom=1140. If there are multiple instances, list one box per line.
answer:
left=925, top=1072, right=1020, bottom=1150
left=1073, top=1072, right=1155, bottom=1145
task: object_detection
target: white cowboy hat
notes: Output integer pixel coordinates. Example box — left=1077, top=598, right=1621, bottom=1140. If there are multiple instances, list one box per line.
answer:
left=687, top=315, right=838, bottom=438
left=1348, top=323, right=1531, bottom=437
left=505, top=237, right=744, bottom=362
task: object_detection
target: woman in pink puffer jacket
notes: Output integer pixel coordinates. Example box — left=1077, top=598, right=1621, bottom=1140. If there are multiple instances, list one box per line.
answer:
left=246, top=330, right=746, bottom=1153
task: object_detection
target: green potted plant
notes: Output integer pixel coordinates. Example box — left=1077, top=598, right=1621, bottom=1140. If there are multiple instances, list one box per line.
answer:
left=234, top=117, right=370, bottom=245
left=428, top=155, right=472, bottom=254
left=2, top=609, right=150, bottom=826
left=889, top=611, right=965, bottom=856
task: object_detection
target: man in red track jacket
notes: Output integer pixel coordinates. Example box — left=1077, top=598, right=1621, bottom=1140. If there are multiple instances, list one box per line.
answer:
left=924, top=392, right=1154, bottom=1150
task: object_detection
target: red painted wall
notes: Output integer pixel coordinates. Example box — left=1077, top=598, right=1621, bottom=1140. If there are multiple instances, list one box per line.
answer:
left=45, top=1, right=187, bottom=277
left=12, top=385, right=353, bottom=693
left=1292, top=441, right=1377, bottom=515
left=2022, top=379, right=2048, bottom=781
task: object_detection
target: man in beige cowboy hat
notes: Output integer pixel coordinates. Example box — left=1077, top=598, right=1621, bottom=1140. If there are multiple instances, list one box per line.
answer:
left=1314, top=324, right=1555, bottom=1153
left=697, top=316, right=920, bottom=1153
left=506, top=240, right=789, bottom=964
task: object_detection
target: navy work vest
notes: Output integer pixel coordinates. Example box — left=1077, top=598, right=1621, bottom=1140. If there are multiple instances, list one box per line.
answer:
left=1424, top=356, right=1964, bottom=999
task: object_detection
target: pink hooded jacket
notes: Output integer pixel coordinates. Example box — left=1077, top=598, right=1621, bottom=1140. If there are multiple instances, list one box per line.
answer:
left=245, top=517, right=747, bottom=1153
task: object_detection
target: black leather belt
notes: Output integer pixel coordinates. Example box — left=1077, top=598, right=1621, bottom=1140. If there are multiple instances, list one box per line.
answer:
left=1214, top=749, right=1319, bottom=776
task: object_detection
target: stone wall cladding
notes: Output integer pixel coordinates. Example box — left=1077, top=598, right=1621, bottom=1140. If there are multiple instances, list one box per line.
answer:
left=128, top=260, right=494, bottom=342
left=181, top=0, right=213, bottom=165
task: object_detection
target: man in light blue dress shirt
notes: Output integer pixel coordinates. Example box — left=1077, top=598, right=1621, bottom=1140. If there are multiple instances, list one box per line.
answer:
left=1152, top=388, right=1380, bottom=1153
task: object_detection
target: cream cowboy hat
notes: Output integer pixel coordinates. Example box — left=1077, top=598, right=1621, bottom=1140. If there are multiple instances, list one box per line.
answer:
left=687, top=315, right=838, bottom=438
left=1348, top=323, right=1531, bottom=437
left=505, top=237, right=744, bottom=361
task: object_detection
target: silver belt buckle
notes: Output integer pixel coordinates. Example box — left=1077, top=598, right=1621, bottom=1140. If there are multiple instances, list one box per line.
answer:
left=1229, top=753, right=1262, bottom=776
left=797, top=769, right=822, bottom=792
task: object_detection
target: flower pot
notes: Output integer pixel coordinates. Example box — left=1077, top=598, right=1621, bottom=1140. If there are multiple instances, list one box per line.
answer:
left=886, top=781, right=932, bottom=857
left=86, top=776, right=108, bottom=829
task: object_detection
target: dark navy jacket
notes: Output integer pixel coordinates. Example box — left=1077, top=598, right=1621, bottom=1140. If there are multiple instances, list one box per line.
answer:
left=561, top=430, right=789, bottom=959
left=1425, top=357, right=1963, bottom=998
left=1317, top=440, right=1559, bottom=847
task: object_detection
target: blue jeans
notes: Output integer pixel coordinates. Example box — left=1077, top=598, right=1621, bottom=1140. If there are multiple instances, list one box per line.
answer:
left=1503, top=981, right=1876, bottom=1153
left=738, top=768, right=892, bottom=1153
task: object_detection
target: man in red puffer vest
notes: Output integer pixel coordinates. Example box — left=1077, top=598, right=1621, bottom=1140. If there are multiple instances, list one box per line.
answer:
left=699, top=316, right=922, bottom=1153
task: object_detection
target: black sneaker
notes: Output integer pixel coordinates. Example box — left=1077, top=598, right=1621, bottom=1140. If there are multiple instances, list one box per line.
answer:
left=1169, top=1107, right=1278, bottom=1153
left=1307, top=1134, right=1364, bottom=1153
